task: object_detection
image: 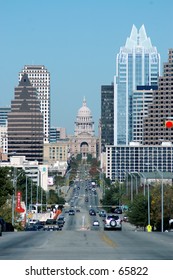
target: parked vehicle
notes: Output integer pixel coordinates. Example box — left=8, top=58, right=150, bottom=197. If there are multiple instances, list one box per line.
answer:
left=0, top=217, right=14, bottom=232
left=0, top=217, right=6, bottom=232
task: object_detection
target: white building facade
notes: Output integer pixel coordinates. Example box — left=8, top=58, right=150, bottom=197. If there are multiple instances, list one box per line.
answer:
left=106, top=142, right=173, bottom=182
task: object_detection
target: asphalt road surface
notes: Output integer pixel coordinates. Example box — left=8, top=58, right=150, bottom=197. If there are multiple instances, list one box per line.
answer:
left=1, top=179, right=173, bottom=260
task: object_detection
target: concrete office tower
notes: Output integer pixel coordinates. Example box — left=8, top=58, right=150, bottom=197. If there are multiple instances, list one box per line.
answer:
left=114, top=24, right=160, bottom=145
left=101, top=84, right=114, bottom=151
left=0, top=107, right=11, bottom=155
left=132, top=85, right=157, bottom=143
left=8, top=74, right=44, bottom=163
left=19, top=65, right=50, bottom=143
left=49, top=127, right=66, bottom=142
left=143, top=49, right=173, bottom=145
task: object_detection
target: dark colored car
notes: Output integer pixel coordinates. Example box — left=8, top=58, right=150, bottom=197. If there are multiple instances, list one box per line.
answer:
left=57, top=216, right=65, bottom=228
left=99, top=210, right=106, bottom=217
left=25, top=225, right=40, bottom=231
left=43, top=219, right=61, bottom=231
left=112, top=207, right=123, bottom=214
left=25, top=220, right=45, bottom=231
left=69, top=209, right=75, bottom=215
left=0, top=217, right=6, bottom=232
left=89, top=209, right=96, bottom=216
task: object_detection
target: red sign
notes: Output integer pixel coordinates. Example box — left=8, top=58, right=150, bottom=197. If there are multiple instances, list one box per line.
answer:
left=15, top=191, right=25, bottom=213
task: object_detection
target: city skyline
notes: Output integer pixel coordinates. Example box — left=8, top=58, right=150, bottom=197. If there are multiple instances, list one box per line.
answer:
left=0, top=0, right=173, bottom=135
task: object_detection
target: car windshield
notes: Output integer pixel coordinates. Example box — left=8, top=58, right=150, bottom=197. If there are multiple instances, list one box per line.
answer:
left=46, top=219, right=56, bottom=224
left=107, top=215, right=119, bottom=220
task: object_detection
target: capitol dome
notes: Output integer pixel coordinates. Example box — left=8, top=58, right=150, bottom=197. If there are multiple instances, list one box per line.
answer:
left=74, top=97, right=94, bottom=136
left=77, top=98, right=91, bottom=116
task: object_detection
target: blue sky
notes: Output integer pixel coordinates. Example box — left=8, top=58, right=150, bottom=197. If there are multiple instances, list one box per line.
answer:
left=0, top=0, right=173, bottom=135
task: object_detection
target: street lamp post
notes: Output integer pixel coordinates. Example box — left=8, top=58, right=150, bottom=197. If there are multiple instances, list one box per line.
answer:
left=156, top=169, right=164, bottom=232
left=147, top=179, right=150, bottom=226
left=161, top=174, right=164, bottom=232
left=128, top=173, right=134, bottom=202
left=25, top=175, right=28, bottom=213
left=133, top=173, right=138, bottom=195
left=140, top=173, right=146, bottom=196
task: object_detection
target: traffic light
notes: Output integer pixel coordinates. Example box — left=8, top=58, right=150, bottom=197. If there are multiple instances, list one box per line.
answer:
left=165, top=120, right=173, bottom=128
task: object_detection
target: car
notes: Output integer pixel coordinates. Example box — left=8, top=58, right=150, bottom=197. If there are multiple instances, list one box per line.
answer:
left=99, top=210, right=106, bottom=217
left=89, top=209, right=96, bottom=216
left=0, top=217, right=6, bottom=232
left=93, top=220, right=100, bottom=226
left=112, top=207, right=123, bottom=214
left=69, top=209, right=75, bottom=215
left=57, top=216, right=65, bottom=228
left=76, top=209, right=80, bottom=212
left=25, top=225, right=40, bottom=231
left=123, top=215, right=129, bottom=222
left=29, top=219, right=39, bottom=225
left=104, top=214, right=122, bottom=231
left=43, top=219, right=61, bottom=231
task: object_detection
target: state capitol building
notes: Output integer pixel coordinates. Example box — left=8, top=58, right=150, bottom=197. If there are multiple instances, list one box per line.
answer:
left=44, top=98, right=100, bottom=165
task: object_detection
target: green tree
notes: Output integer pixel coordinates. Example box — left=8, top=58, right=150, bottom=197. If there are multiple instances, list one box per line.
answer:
left=150, top=183, right=173, bottom=231
left=127, top=194, right=148, bottom=229
left=101, top=185, right=120, bottom=211
left=47, top=189, right=65, bottom=205
left=0, top=167, right=13, bottom=208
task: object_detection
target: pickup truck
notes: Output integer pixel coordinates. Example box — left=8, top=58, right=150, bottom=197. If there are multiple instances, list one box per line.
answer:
left=43, top=219, right=61, bottom=231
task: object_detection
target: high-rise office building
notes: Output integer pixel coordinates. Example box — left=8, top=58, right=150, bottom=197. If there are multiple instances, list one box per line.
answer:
left=143, top=49, right=173, bottom=145
left=0, top=106, right=11, bottom=155
left=0, top=107, right=11, bottom=126
left=101, top=84, right=114, bottom=151
left=8, top=73, right=44, bottom=163
left=114, top=24, right=160, bottom=145
left=19, top=65, right=50, bottom=143
left=132, top=85, right=157, bottom=143
left=49, top=127, right=66, bottom=142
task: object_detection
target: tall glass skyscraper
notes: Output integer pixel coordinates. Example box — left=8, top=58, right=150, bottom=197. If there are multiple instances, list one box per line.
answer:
left=114, top=24, right=160, bottom=145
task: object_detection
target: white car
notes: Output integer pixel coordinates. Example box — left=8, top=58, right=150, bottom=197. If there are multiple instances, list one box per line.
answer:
left=93, top=220, right=100, bottom=226
left=104, top=214, right=122, bottom=231
left=29, top=219, right=39, bottom=225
